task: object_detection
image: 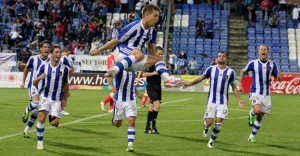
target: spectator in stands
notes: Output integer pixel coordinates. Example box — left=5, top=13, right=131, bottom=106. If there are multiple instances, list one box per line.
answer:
left=149, top=0, right=159, bottom=6
left=120, top=0, right=129, bottom=13
left=1, top=4, right=11, bottom=23
left=160, top=0, right=167, bottom=21
left=55, top=21, right=65, bottom=42
left=168, top=50, right=177, bottom=74
left=122, top=14, right=129, bottom=27
left=132, top=10, right=141, bottom=21
left=261, top=0, right=273, bottom=28
left=205, top=18, right=217, bottom=39
left=196, top=16, right=205, bottom=39
left=188, top=57, right=197, bottom=75
left=269, top=14, right=279, bottom=28
left=279, top=0, right=287, bottom=11
left=177, top=49, right=187, bottom=75
left=292, top=5, right=300, bottom=29
left=37, top=0, right=48, bottom=19
left=128, top=0, right=135, bottom=13
left=128, top=11, right=135, bottom=22
left=70, top=39, right=78, bottom=54
left=135, top=0, right=145, bottom=15
left=3, top=32, right=13, bottom=48
left=243, top=5, right=256, bottom=33
left=74, top=43, right=87, bottom=55
left=235, top=0, right=243, bottom=16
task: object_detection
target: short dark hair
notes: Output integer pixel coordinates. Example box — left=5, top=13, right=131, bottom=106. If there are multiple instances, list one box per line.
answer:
left=39, top=40, right=51, bottom=48
left=51, top=45, right=61, bottom=53
left=142, top=4, right=161, bottom=16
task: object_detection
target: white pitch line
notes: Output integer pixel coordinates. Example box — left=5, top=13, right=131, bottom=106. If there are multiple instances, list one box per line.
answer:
left=0, top=98, right=192, bottom=141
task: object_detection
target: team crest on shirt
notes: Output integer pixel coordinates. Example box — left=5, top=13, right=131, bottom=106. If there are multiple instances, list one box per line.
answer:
left=225, top=75, right=228, bottom=79
left=59, top=71, right=62, bottom=76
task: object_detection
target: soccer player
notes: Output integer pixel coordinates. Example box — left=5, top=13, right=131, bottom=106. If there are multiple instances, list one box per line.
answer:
left=60, top=45, right=75, bottom=115
left=90, top=4, right=182, bottom=87
left=111, top=70, right=142, bottom=152
left=183, top=52, right=244, bottom=148
left=239, top=44, right=281, bottom=143
left=34, top=46, right=70, bottom=150
left=100, top=50, right=116, bottom=112
left=20, top=40, right=51, bottom=138
left=144, top=46, right=164, bottom=134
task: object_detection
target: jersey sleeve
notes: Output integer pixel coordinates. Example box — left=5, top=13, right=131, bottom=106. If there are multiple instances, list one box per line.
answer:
left=204, top=66, right=212, bottom=78
left=243, top=61, right=254, bottom=73
left=229, top=70, right=236, bottom=84
left=272, top=61, right=279, bottom=78
left=26, top=56, right=34, bottom=68
left=149, top=28, right=157, bottom=44
left=62, top=56, right=72, bottom=68
left=36, top=64, right=45, bottom=78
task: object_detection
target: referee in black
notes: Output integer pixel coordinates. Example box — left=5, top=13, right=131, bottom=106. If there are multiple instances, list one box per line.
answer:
left=144, top=46, right=164, bottom=134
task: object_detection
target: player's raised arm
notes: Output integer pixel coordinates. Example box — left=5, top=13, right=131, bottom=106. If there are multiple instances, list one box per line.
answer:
left=33, top=73, right=46, bottom=86
left=90, top=38, right=120, bottom=56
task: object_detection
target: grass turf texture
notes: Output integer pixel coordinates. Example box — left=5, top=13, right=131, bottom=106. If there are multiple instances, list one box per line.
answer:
left=0, top=88, right=299, bottom=156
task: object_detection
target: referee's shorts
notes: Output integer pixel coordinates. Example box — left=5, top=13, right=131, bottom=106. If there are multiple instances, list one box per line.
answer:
left=147, top=84, right=161, bottom=104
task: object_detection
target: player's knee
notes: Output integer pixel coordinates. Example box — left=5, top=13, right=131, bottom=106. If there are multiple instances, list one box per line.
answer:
left=49, top=115, right=59, bottom=126
left=31, top=101, right=39, bottom=109
left=215, top=123, right=222, bottom=130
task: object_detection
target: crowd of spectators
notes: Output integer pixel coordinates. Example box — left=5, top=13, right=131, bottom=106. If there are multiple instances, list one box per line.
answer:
left=0, top=0, right=167, bottom=64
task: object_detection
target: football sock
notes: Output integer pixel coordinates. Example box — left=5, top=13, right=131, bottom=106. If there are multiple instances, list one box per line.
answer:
left=109, top=99, right=114, bottom=110
left=155, top=61, right=170, bottom=81
left=36, top=121, right=44, bottom=143
left=152, top=111, right=159, bottom=128
left=128, top=127, right=135, bottom=144
left=114, top=55, right=138, bottom=74
left=24, top=109, right=38, bottom=132
left=146, top=111, right=153, bottom=129
left=210, top=123, right=222, bottom=142
left=103, top=95, right=112, bottom=104
left=141, top=95, right=148, bottom=106
left=250, top=120, right=261, bottom=137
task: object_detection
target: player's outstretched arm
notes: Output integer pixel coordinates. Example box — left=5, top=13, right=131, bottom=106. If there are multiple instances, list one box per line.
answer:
left=238, top=69, right=246, bottom=91
left=90, top=39, right=120, bottom=56
left=183, top=75, right=206, bottom=89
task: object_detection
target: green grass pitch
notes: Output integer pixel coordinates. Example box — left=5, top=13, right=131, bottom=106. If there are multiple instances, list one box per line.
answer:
left=0, top=88, right=299, bottom=156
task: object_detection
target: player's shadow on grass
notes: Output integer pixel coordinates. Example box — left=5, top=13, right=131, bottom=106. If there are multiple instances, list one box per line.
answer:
left=159, top=134, right=206, bottom=143
left=265, top=143, right=300, bottom=152
left=45, top=140, right=107, bottom=154
left=218, top=147, right=275, bottom=156
left=44, top=148, right=99, bottom=156
left=60, top=127, right=112, bottom=136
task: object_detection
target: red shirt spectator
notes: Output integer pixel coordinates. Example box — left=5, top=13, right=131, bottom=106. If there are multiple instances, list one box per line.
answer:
left=56, top=21, right=65, bottom=38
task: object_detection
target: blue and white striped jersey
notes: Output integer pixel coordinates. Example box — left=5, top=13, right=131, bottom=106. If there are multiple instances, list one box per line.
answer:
left=114, top=71, right=136, bottom=102
left=37, top=62, right=69, bottom=101
left=26, top=55, right=50, bottom=88
left=243, top=59, right=279, bottom=96
left=117, top=20, right=157, bottom=55
left=60, top=56, right=72, bottom=68
left=204, top=65, right=235, bottom=105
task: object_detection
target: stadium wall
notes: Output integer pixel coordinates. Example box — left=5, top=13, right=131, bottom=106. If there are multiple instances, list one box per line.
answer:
left=1, top=72, right=299, bottom=94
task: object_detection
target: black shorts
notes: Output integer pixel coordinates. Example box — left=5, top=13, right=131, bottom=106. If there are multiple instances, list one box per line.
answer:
left=146, top=84, right=161, bottom=104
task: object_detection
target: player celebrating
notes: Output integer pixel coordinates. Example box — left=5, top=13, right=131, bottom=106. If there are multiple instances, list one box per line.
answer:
left=34, top=46, right=70, bottom=150
left=100, top=50, right=116, bottom=112
left=183, top=52, right=244, bottom=148
left=20, top=40, right=51, bottom=138
left=239, top=44, right=281, bottom=143
left=60, top=45, right=75, bottom=115
left=111, top=70, right=142, bottom=152
left=90, top=4, right=183, bottom=87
